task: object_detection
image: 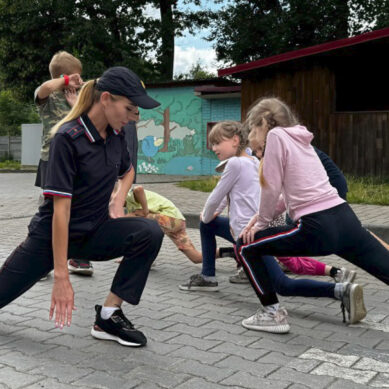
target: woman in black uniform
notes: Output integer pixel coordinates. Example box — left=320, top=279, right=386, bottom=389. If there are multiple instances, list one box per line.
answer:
left=0, top=67, right=164, bottom=347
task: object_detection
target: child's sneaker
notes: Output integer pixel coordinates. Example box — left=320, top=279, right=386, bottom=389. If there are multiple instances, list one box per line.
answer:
left=91, top=305, right=146, bottom=347
left=229, top=267, right=249, bottom=284
left=242, top=307, right=290, bottom=333
left=179, top=274, right=218, bottom=291
left=340, top=283, right=366, bottom=324
left=68, top=259, right=94, bottom=276
left=333, top=267, right=356, bottom=283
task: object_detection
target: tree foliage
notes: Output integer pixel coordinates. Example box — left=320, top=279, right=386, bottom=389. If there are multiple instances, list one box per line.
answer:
left=0, top=0, right=212, bottom=101
left=208, top=0, right=389, bottom=65
left=0, top=90, right=40, bottom=136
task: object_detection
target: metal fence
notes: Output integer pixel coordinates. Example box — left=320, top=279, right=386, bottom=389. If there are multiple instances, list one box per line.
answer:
left=0, top=136, right=21, bottom=161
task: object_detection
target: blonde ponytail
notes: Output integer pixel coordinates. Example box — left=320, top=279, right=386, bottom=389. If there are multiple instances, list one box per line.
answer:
left=50, top=80, right=101, bottom=137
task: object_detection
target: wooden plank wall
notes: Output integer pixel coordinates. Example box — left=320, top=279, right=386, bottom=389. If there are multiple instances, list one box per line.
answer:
left=241, top=65, right=389, bottom=176
left=330, top=112, right=389, bottom=176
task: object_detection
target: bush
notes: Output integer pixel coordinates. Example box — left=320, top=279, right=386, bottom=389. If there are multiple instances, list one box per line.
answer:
left=0, top=90, right=40, bottom=136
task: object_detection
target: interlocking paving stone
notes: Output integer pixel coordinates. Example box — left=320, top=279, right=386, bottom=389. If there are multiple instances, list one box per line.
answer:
left=1, top=173, right=389, bottom=388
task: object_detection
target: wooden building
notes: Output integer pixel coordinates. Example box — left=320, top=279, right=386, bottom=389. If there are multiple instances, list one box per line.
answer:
left=218, top=27, right=389, bottom=176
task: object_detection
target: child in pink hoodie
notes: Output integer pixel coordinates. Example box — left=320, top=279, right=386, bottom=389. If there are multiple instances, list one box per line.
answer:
left=237, top=97, right=389, bottom=334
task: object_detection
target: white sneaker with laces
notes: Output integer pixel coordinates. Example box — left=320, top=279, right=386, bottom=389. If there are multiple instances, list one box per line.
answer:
left=242, top=307, right=290, bottom=333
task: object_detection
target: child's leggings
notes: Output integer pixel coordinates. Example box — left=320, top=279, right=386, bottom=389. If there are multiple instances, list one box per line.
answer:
left=201, top=217, right=335, bottom=299
left=237, top=202, right=389, bottom=306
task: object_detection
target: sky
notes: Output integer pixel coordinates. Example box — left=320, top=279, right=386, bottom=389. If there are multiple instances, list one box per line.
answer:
left=146, top=1, right=228, bottom=76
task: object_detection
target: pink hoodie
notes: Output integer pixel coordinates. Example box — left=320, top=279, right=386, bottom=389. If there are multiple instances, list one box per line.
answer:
left=255, top=125, right=345, bottom=230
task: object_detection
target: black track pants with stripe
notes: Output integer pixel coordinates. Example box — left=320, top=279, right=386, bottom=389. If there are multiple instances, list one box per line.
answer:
left=236, top=202, right=389, bottom=306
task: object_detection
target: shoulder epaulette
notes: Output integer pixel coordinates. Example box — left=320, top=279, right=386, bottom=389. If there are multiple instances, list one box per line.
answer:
left=65, top=126, right=85, bottom=140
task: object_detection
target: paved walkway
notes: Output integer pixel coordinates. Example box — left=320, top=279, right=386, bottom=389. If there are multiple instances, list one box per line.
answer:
left=0, top=173, right=388, bottom=389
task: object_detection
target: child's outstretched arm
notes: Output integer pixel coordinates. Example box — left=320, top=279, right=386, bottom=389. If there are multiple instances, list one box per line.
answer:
left=133, top=186, right=149, bottom=217
left=37, top=74, right=83, bottom=101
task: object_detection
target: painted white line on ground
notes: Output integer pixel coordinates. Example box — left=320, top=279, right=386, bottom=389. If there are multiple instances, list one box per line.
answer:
left=350, top=317, right=389, bottom=333
left=353, top=357, right=389, bottom=373
left=310, top=362, right=377, bottom=385
left=298, top=348, right=359, bottom=367
left=295, top=348, right=389, bottom=387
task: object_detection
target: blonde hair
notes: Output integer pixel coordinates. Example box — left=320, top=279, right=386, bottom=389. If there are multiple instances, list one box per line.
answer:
left=49, top=51, right=82, bottom=78
left=208, top=121, right=248, bottom=156
left=247, top=97, right=299, bottom=186
left=50, top=80, right=101, bottom=137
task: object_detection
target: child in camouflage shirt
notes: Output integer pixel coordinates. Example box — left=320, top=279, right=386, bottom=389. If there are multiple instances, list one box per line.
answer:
left=34, top=51, right=92, bottom=276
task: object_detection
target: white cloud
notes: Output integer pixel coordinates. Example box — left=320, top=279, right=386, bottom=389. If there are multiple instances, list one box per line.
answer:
left=174, top=46, right=220, bottom=76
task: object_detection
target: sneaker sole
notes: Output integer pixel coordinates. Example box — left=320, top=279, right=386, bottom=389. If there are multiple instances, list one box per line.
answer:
left=229, top=277, right=249, bottom=284
left=340, top=270, right=357, bottom=283
left=178, top=285, right=219, bottom=292
left=68, top=265, right=94, bottom=276
left=348, top=284, right=367, bottom=324
left=241, top=321, right=290, bottom=334
left=90, top=327, right=144, bottom=347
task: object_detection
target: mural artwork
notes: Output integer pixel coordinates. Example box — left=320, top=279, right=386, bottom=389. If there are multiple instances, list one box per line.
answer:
left=137, top=87, right=219, bottom=175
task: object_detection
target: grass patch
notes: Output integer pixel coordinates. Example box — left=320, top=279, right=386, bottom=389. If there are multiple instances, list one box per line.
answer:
left=177, top=176, right=220, bottom=192
left=0, top=160, right=20, bottom=170
left=177, top=175, right=389, bottom=205
left=346, top=175, right=389, bottom=205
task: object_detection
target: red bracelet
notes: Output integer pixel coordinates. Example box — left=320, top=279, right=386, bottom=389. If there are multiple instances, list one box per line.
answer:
left=61, top=74, right=69, bottom=86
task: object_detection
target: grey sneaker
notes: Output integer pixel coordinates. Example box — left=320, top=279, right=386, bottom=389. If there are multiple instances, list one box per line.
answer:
left=179, top=274, right=219, bottom=292
left=242, top=307, right=290, bottom=333
left=229, top=267, right=249, bottom=284
left=340, top=283, right=367, bottom=324
left=333, top=267, right=356, bottom=283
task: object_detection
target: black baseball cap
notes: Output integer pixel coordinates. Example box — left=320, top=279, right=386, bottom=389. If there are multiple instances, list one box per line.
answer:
left=96, top=66, right=160, bottom=109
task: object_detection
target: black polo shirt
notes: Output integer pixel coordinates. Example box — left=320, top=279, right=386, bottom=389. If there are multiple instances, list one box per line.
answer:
left=28, top=114, right=132, bottom=241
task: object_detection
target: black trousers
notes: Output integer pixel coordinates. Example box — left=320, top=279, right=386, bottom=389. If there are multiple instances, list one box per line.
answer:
left=236, top=202, right=389, bottom=306
left=0, top=217, right=164, bottom=309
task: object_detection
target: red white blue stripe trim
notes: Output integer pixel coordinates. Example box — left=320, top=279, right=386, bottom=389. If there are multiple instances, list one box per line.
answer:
left=43, top=189, right=72, bottom=198
left=239, top=221, right=302, bottom=295
left=78, top=117, right=95, bottom=143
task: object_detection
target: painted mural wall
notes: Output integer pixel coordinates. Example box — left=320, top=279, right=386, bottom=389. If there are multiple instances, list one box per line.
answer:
left=137, top=86, right=241, bottom=175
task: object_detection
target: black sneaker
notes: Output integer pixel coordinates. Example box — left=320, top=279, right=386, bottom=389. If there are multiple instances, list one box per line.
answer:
left=91, top=305, right=147, bottom=347
left=178, top=274, right=219, bottom=291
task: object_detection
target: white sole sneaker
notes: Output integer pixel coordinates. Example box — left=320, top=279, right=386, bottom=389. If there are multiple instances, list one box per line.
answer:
left=241, top=320, right=290, bottom=333
left=90, top=327, right=143, bottom=347
left=348, top=284, right=367, bottom=324
left=68, top=264, right=94, bottom=276
left=178, top=285, right=219, bottom=292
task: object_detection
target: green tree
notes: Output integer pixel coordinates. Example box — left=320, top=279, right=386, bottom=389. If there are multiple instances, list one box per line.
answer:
left=175, top=61, right=216, bottom=80
left=208, top=0, right=389, bottom=65
left=0, top=0, right=158, bottom=101
left=0, top=90, right=40, bottom=136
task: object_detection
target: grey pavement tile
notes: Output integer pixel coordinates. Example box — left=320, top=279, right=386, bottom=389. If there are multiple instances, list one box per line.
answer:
left=1, top=338, right=57, bottom=356
left=287, top=335, right=346, bottom=352
left=168, top=345, right=227, bottom=365
left=257, top=351, right=294, bottom=366
left=0, top=350, right=44, bottom=372
left=73, top=371, right=140, bottom=389
left=220, top=371, right=290, bottom=389
left=286, top=358, right=322, bottom=373
left=249, top=338, right=309, bottom=357
left=215, top=355, right=279, bottom=377
left=267, top=367, right=335, bottom=388
left=209, top=343, right=268, bottom=361
left=174, top=377, right=231, bottom=389
left=0, top=367, right=45, bottom=389
left=327, top=378, right=374, bottom=389
left=29, top=359, right=93, bottom=384
left=170, top=360, right=236, bottom=383
left=167, top=333, right=222, bottom=351
left=166, top=323, right=217, bottom=338
left=203, top=330, right=258, bottom=347
left=129, top=365, right=190, bottom=388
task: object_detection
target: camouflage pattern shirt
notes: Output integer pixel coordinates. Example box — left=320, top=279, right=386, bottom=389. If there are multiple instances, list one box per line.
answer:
left=34, top=87, right=71, bottom=161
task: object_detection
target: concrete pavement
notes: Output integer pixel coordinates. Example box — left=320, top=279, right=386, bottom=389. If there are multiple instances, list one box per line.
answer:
left=0, top=173, right=388, bottom=389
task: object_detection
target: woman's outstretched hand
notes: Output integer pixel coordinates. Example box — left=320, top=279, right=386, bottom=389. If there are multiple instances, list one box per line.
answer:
left=50, top=276, right=76, bottom=329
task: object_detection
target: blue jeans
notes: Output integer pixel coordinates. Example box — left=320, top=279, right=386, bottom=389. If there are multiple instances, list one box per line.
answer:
left=201, top=216, right=235, bottom=276
left=262, top=255, right=335, bottom=298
